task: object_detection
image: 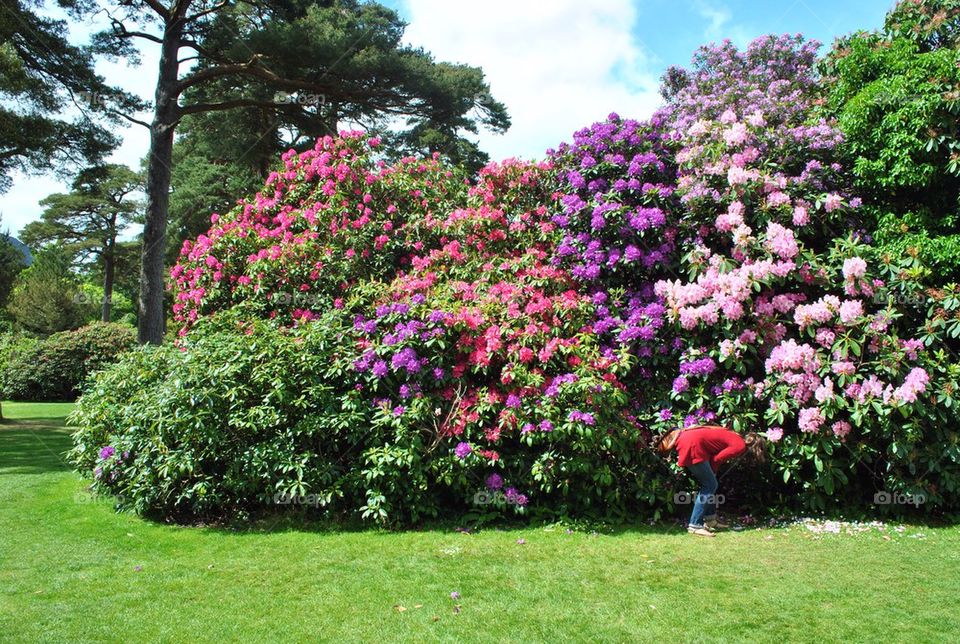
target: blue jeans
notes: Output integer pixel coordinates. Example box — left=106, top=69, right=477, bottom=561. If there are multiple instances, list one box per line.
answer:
left=686, top=460, right=718, bottom=528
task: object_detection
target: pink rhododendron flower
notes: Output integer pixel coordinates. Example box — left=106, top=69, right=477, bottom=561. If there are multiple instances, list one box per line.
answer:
left=798, top=407, right=824, bottom=433
left=838, top=300, right=863, bottom=325
left=823, top=194, right=843, bottom=212
left=892, top=368, right=930, bottom=404
left=831, top=421, right=852, bottom=438
left=831, top=361, right=856, bottom=376
left=765, top=427, right=784, bottom=442
left=842, top=257, right=867, bottom=280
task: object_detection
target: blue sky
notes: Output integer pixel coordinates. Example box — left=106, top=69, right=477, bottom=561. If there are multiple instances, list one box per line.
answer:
left=0, top=0, right=895, bottom=237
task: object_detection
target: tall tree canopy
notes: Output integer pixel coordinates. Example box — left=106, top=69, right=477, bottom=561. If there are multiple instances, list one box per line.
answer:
left=21, top=163, right=142, bottom=321
left=0, top=0, right=140, bottom=191
left=92, top=0, right=510, bottom=344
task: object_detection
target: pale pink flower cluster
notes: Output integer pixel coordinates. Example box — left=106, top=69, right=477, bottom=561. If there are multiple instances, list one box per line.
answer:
left=794, top=295, right=841, bottom=329
left=727, top=166, right=760, bottom=186
left=732, top=224, right=754, bottom=248
left=754, top=293, right=805, bottom=316
left=848, top=375, right=886, bottom=403
left=798, top=407, right=824, bottom=433
left=792, top=204, right=809, bottom=226
left=842, top=257, right=867, bottom=280
left=838, top=299, right=863, bottom=325
left=831, top=421, right=852, bottom=438
left=688, top=120, right=710, bottom=137
left=765, top=339, right=820, bottom=373
left=900, top=339, right=924, bottom=361
left=719, top=108, right=738, bottom=124
left=715, top=201, right=745, bottom=231
left=745, top=110, right=766, bottom=127
left=831, top=361, right=856, bottom=376
left=765, top=427, right=784, bottom=442
left=815, top=377, right=835, bottom=403
left=723, top=122, right=750, bottom=147
left=765, top=191, right=791, bottom=208
left=719, top=338, right=739, bottom=359
left=815, top=328, right=835, bottom=347
left=893, top=367, right=930, bottom=404
left=823, top=194, right=843, bottom=212
left=657, top=257, right=798, bottom=329
left=764, top=221, right=799, bottom=260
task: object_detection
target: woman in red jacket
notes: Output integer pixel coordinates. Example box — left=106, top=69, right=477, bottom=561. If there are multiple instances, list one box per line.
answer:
left=658, top=425, right=765, bottom=537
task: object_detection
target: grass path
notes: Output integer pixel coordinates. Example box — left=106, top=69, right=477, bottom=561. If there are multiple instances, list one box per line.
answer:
left=1, top=402, right=958, bottom=643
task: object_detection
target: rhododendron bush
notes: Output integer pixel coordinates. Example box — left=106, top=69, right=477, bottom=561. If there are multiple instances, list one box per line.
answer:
left=70, top=35, right=959, bottom=525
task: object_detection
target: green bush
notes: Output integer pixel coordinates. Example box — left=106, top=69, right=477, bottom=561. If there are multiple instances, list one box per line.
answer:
left=1, top=322, right=136, bottom=401
left=67, top=310, right=670, bottom=524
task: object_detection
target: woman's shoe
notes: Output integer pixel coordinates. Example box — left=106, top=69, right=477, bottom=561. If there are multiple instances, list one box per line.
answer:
left=687, top=526, right=716, bottom=537
left=704, top=517, right=730, bottom=530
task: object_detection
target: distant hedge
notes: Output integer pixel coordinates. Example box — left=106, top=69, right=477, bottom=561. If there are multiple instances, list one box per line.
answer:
left=1, top=322, right=136, bottom=401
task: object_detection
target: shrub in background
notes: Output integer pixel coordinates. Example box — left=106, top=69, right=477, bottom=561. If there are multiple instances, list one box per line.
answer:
left=2, top=322, right=135, bottom=401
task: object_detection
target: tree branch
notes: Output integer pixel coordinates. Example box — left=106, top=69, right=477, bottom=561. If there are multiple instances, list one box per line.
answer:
left=176, top=56, right=341, bottom=97
left=109, top=17, right=164, bottom=44
left=179, top=98, right=290, bottom=115
left=184, top=0, right=229, bottom=23
left=141, top=0, right=171, bottom=20
left=105, top=109, right=152, bottom=129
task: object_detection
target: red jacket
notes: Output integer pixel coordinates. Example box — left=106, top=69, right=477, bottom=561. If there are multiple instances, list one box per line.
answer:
left=675, top=425, right=746, bottom=471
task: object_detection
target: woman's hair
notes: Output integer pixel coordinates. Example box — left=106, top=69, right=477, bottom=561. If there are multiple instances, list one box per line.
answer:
left=743, top=432, right=768, bottom=465
left=657, top=429, right=683, bottom=455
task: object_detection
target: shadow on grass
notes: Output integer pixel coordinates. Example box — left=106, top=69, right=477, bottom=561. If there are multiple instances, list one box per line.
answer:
left=0, top=418, right=74, bottom=474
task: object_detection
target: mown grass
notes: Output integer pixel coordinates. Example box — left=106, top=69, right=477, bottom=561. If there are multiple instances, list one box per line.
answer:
left=1, top=402, right=958, bottom=643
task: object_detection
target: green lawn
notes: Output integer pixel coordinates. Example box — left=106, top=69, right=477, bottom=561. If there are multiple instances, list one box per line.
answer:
left=1, top=402, right=958, bottom=643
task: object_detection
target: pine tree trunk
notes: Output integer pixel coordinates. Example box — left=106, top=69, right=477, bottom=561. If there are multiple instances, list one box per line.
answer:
left=137, top=9, right=187, bottom=344
left=102, top=237, right=115, bottom=322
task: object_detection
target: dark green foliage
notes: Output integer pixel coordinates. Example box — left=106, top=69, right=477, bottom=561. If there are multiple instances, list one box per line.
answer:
left=0, top=1, right=142, bottom=191
left=0, top=234, right=28, bottom=311
left=5, top=247, right=93, bottom=334
left=822, top=0, right=960, bottom=281
left=1, top=322, right=135, bottom=401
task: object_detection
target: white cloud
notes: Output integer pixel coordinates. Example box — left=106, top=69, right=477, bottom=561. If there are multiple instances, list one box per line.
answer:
left=400, top=0, right=663, bottom=161
left=695, top=1, right=750, bottom=48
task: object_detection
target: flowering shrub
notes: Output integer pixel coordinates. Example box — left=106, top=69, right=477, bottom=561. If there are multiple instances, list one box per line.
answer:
left=170, top=133, right=468, bottom=331
left=70, top=35, right=959, bottom=525
left=648, top=35, right=956, bottom=510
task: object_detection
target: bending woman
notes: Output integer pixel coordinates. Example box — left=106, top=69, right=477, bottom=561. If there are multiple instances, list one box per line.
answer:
left=658, top=425, right=765, bottom=537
